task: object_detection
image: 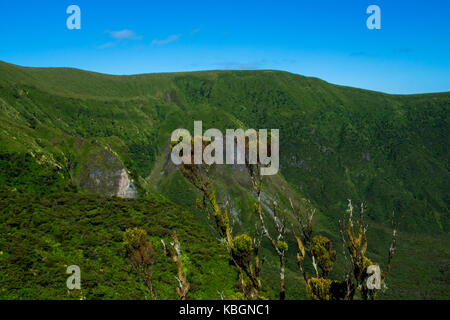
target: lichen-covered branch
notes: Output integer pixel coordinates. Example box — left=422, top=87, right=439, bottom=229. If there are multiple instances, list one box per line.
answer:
left=162, top=230, right=190, bottom=300
left=247, top=159, right=288, bottom=300
left=174, top=136, right=262, bottom=299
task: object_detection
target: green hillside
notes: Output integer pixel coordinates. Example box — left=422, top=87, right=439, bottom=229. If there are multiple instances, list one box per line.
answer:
left=0, top=60, right=448, bottom=299
left=0, top=191, right=238, bottom=299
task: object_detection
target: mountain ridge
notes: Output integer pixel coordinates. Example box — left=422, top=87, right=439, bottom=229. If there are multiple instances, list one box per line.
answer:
left=0, top=60, right=448, bottom=299
left=2, top=60, right=449, bottom=96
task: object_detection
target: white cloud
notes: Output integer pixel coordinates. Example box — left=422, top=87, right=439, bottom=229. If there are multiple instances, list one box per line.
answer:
left=151, top=34, right=181, bottom=46
left=109, top=30, right=142, bottom=40
left=190, top=28, right=200, bottom=36
left=98, top=42, right=115, bottom=49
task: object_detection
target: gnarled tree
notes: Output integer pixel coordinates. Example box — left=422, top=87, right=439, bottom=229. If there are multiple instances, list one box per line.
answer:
left=123, top=227, right=156, bottom=300
left=291, top=199, right=399, bottom=300
left=246, top=159, right=288, bottom=300
left=174, top=136, right=262, bottom=299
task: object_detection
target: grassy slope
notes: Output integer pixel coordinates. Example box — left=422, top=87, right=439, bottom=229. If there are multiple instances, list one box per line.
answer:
left=0, top=61, right=448, bottom=299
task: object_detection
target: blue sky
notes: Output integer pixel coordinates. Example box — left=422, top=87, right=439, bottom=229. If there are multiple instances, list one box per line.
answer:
left=0, top=0, right=449, bottom=94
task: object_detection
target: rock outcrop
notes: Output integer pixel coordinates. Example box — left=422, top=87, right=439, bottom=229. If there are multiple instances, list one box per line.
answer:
left=78, top=148, right=137, bottom=199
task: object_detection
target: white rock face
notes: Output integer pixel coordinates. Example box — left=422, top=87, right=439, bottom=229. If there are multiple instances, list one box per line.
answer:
left=116, top=169, right=138, bottom=199
left=80, top=149, right=138, bottom=199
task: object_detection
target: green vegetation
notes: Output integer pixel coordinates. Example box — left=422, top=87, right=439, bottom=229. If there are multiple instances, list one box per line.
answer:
left=0, top=191, right=237, bottom=299
left=123, top=227, right=156, bottom=299
left=0, top=60, right=448, bottom=299
left=292, top=199, right=396, bottom=300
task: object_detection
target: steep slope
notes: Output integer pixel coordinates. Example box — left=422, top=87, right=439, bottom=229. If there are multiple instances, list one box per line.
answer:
left=0, top=61, right=448, bottom=299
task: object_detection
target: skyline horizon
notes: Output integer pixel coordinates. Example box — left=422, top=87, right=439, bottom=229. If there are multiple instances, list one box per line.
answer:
left=1, top=1, right=449, bottom=95
left=2, top=58, right=449, bottom=96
